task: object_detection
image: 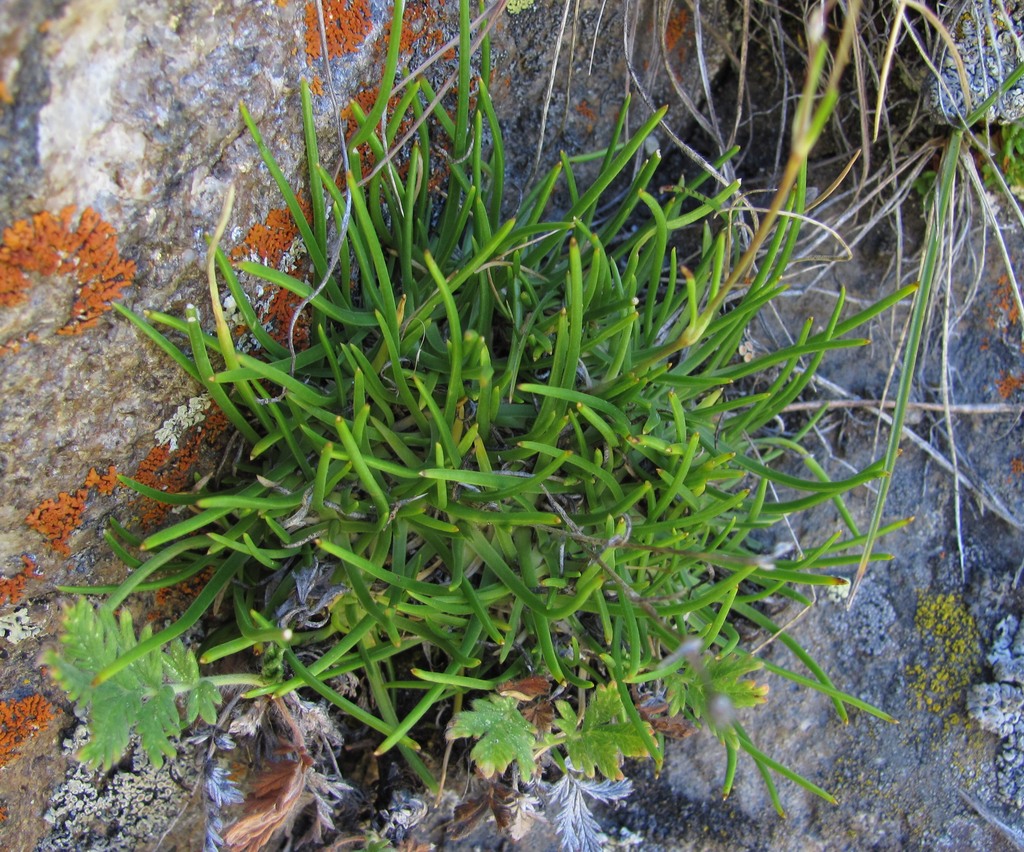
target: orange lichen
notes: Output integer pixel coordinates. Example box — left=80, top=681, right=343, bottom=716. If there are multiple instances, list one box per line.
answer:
left=132, top=409, right=230, bottom=529
left=0, top=207, right=74, bottom=307
left=0, top=206, right=135, bottom=354
left=664, top=6, right=690, bottom=56
left=308, top=75, right=324, bottom=96
left=987, top=273, right=1023, bottom=338
left=1011, top=457, right=1024, bottom=477
left=84, top=465, right=119, bottom=495
left=59, top=210, right=136, bottom=334
left=230, top=200, right=311, bottom=271
left=302, top=0, right=452, bottom=67
left=0, top=573, right=27, bottom=608
left=263, top=286, right=312, bottom=350
left=575, top=99, right=597, bottom=134
left=304, top=0, right=373, bottom=62
left=341, top=86, right=383, bottom=139
left=136, top=445, right=171, bottom=479
left=342, top=85, right=453, bottom=187
left=996, top=371, right=1024, bottom=399
left=0, top=81, right=11, bottom=106
left=384, top=0, right=450, bottom=59
left=24, top=489, right=88, bottom=557
left=0, top=694, right=56, bottom=768
left=0, top=556, right=39, bottom=607
left=153, top=566, right=215, bottom=616
left=230, top=201, right=319, bottom=353
left=25, top=465, right=121, bottom=556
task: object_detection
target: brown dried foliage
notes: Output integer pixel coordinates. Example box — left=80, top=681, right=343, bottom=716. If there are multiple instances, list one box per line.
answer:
left=223, top=752, right=314, bottom=852
left=451, top=776, right=536, bottom=843
left=497, top=676, right=552, bottom=701
left=635, top=697, right=699, bottom=740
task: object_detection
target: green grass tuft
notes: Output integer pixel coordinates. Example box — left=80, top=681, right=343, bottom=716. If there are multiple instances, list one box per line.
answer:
left=49, top=0, right=907, bottom=842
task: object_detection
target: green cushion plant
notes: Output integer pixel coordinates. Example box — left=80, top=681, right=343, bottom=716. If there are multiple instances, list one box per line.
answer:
left=47, top=0, right=908, bottom=846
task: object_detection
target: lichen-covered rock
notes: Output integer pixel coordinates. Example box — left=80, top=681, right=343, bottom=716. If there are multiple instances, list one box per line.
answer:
left=0, top=1, right=375, bottom=846
left=987, top=613, right=1024, bottom=684
left=930, top=0, right=1024, bottom=124
left=846, top=579, right=899, bottom=658
left=39, top=725, right=201, bottom=851
left=970, top=615, right=1024, bottom=811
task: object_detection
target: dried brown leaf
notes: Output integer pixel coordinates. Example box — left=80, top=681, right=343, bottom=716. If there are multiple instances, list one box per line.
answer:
left=223, top=754, right=312, bottom=852
left=635, top=696, right=697, bottom=740
left=497, top=675, right=552, bottom=701
left=449, top=780, right=518, bottom=841
left=450, top=794, right=491, bottom=841
left=522, top=699, right=555, bottom=735
left=649, top=715, right=698, bottom=739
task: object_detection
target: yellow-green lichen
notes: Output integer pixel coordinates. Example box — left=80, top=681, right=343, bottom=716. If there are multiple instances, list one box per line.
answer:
left=906, top=592, right=982, bottom=730
left=507, top=0, right=536, bottom=14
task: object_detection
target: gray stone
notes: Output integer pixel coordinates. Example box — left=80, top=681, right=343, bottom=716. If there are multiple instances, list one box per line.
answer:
left=930, top=1, right=1024, bottom=124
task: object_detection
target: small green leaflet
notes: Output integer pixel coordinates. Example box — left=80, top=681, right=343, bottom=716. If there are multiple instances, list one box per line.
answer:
left=555, top=683, right=651, bottom=780
left=664, top=653, right=768, bottom=746
left=447, top=695, right=536, bottom=779
left=44, top=600, right=221, bottom=770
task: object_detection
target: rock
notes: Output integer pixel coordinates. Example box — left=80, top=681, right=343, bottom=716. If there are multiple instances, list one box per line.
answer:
left=929, top=1, right=1024, bottom=124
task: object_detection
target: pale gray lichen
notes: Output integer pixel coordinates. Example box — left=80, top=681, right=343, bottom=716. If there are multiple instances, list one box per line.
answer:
left=930, top=1, right=1024, bottom=124
left=154, top=395, right=212, bottom=451
left=0, top=607, right=43, bottom=644
left=38, top=724, right=199, bottom=851
left=969, top=615, right=1024, bottom=810
left=988, top=613, right=1024, bottom=684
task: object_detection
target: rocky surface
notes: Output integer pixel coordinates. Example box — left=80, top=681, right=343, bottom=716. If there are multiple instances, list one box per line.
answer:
left=1, top=1, right=1023, bottom=850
